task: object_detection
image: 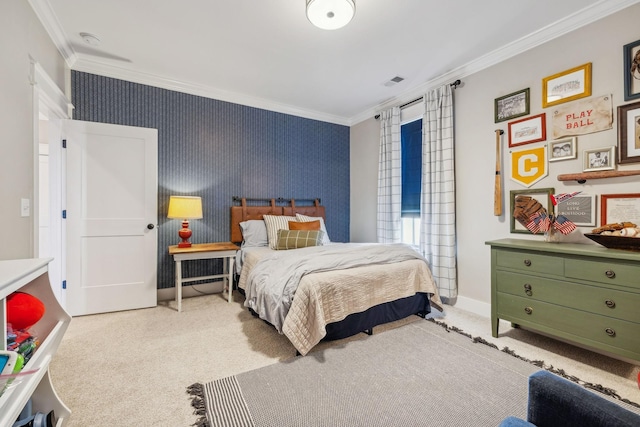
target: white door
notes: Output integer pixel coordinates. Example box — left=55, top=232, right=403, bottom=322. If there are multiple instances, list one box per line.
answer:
left=64, top=120, right=158, bottom=316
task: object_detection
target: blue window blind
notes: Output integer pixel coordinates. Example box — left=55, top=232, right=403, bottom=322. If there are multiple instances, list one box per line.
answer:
left=401, top=119, right=422, bottom=218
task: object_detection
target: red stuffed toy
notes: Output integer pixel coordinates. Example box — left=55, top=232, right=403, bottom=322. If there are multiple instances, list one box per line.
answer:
left=6, top=291, right=45, bottom=331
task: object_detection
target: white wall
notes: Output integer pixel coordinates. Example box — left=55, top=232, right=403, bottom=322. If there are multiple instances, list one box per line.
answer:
left=349, top=118, right=379, bottom=243
left=0, top=1, right=66, bottom=260
left=350, top=4, right=640, bottom=310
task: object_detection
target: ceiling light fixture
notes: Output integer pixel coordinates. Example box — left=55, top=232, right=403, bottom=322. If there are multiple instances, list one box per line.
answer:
left=306, top=0, right=355, bottom=30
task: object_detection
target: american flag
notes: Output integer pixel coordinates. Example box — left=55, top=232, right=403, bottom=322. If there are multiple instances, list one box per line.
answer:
left=526, top=212, right=551, bottom=234
left=551, top=192, right=582, bottom=206
left=553, top=215, right=577, bottom=235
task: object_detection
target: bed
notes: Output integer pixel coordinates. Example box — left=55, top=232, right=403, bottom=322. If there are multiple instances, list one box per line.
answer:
left=231, top=197, right=443, bottom=355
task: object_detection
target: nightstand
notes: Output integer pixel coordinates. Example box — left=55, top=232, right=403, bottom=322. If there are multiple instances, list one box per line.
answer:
left=168, top=242, right=239, bottom=312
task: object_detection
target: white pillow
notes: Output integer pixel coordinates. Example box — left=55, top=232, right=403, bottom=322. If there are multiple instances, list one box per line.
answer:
left=239, top=220, right=268, bottom=247
left=262, top=215, right=297, bottom=250
left=296, top=214, right=331, bottom=245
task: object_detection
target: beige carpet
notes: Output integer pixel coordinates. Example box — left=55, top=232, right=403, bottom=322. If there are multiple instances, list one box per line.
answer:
left=49, top=292, right=640, bottom=426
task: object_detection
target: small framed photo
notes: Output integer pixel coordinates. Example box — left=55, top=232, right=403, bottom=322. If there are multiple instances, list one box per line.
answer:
left=508, top=113, right=546, bottom=147
left=510, top=188, right=555, bottom=234
left=495, top=88, right=530, bottom=123
left=601, top=193, right=640, bottom=225
left=556, top=194, right=596, bottom=227
left=542, top=63, right=592, bottom=108
left=616, top=100, right=640, bottom=164
left=548, top=137, right=577, bottom=162
left=583, top=146, right=615, bottom=172
left=623, top=39, right=640, bottom=101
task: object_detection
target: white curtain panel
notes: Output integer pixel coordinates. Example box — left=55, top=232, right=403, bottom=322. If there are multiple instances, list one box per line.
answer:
left=420, top=85, right=457, bottom=300
left=376, top=107, right=402, bottom=243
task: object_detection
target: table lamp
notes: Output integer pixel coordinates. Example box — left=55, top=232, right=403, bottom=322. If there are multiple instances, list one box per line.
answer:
left=167, top=195, right=203, bottom=248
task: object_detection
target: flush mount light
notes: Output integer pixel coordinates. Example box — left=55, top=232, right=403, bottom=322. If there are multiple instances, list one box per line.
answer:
left=306, top=0, right=355, bottom=30
left=79, top=32, right=101, bottom=46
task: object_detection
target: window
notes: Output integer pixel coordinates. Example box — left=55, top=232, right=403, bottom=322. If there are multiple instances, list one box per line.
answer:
left=401, top=118, right=422, bottom=246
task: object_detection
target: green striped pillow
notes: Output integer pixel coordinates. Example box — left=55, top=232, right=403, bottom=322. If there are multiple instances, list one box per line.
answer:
left=275, top=230, right=325, bottom=250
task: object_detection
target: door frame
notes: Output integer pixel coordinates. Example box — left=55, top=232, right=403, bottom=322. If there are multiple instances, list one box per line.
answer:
left=30, top=59, right=73, bottom=305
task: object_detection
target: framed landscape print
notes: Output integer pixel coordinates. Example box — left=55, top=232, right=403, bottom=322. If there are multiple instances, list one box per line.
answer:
left=495, top=88, right=530, bottom=123
left=508, top=113, right=546, bottom=147
left=542, top=63, right=592, bottom=108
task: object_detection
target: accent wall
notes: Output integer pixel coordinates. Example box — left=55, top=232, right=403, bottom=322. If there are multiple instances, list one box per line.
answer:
left=71, top=71, right=350, bottom=289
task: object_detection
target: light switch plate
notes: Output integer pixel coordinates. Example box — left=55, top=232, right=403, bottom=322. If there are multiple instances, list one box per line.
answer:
left=21, top=198, right=30, bottom=217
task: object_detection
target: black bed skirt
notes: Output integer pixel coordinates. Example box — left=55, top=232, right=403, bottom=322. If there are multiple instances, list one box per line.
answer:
left=238, top=280, right=431, bottom=349
left=323, top=292, right=431, bottom=341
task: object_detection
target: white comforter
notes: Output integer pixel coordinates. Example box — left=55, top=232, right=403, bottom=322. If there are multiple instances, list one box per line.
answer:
left=240, top=243, right=442, bottom=354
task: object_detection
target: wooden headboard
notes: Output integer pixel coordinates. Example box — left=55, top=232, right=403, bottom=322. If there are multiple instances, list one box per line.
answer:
left=230, top=197, right=326, bottom=243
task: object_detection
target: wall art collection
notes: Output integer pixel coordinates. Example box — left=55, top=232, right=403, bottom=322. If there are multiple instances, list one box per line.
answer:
left=494, top=37, right=640, bottom=235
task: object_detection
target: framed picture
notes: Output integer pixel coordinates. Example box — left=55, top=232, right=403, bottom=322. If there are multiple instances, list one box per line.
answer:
left=583, top=146, right=615, bottom=172
left=542, top=63, right=592, bottom=108
left=556, top=194, right=596, bottom=227
left=495, top=88, right=530, bottom=123
left=548, top=137, right=577, bottom=162
left=623, top=39, right=640, bottom=101
left=510, top=188, right=554, bottom=234
left=600, top=193, right=640, bottom=225
left=508, top=113, right=546, bottom=147
left=616, top=101, right=640, bottom=164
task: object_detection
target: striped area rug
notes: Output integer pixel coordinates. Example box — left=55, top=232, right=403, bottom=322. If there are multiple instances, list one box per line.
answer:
left=187, top=319, right=640, bottom=427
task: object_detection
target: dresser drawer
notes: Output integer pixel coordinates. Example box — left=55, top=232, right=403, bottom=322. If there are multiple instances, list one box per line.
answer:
left=496, top=293, right=640, bottom=357
left=495, top=249, right=564, bottom=276
left=496, top=270, right=640, bottom=323
left=565, top=258, right=640, bottom=289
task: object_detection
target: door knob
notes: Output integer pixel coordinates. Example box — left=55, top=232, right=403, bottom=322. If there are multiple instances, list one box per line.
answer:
left=147, top=224, right=155, bottom=230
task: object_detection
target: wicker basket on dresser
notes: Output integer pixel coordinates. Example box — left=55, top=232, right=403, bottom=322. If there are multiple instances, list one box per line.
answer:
left=486, top=239, right=640, bottom=363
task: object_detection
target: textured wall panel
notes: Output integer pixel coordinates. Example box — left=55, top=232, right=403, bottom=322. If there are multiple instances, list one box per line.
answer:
left=71, top=71, right=350, bottom=289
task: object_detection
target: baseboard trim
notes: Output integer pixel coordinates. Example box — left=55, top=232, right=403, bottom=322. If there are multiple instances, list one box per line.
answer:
left=451, top=296, right=491, bottom=318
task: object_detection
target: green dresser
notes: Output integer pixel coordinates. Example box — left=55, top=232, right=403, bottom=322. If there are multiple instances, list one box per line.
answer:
left=486, top=238, right=640, bottom=363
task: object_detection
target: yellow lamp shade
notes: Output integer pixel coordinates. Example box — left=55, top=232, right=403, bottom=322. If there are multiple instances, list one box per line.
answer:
left=167, top=196, right=203, bottom=220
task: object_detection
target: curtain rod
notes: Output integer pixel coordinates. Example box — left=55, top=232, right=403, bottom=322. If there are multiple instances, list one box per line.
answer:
left=374, top=79, right=461, bottom=120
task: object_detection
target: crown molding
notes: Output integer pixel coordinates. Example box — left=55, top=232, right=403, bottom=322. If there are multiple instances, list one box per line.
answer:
left=30, top=0, right=640, bottom=127
left=349, top=0, right=640, bottom=125
left=28, top=0, right=77, bottom=67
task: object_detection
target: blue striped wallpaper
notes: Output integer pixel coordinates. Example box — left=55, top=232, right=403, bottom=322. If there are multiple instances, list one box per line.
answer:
left=71, top=71, right=350, bottom=289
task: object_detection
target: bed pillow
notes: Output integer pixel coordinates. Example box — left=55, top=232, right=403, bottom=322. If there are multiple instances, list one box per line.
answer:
left=239, top=220, right=268, bottom=247
left=276, top=230, right=325, bottom=250
left=288, top=220, right=320, bottom=231
left=296, top=214, right=331, bottom=244
left=263, top=215, right=297, bottom=249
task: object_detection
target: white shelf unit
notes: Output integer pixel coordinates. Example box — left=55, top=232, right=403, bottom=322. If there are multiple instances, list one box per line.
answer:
left=0, top=258, right=71, bottom=426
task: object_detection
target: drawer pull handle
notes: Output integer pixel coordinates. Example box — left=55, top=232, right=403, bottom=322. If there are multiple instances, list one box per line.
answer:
left=605, top=270, right=616, bottom=279
left=605, top=300, right=616, bottom=309
left=605, top=328, right=616, bottom=337
left=524, top=284, right=532, bottom=296
left=524, top=307, right=533, bottom=315
left=524, top=259, right=532, bottom=267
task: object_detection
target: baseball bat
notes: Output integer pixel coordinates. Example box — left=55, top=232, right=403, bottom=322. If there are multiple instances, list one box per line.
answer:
left=494, top=129, right=504, bottom=216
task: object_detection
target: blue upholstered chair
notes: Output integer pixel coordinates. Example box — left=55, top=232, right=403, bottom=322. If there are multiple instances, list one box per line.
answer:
left=499, top=370, right=640, bottom=427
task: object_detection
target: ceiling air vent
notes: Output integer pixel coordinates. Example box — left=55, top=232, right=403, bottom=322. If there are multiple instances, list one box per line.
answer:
left=383, top=76, right=405, bottom=87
